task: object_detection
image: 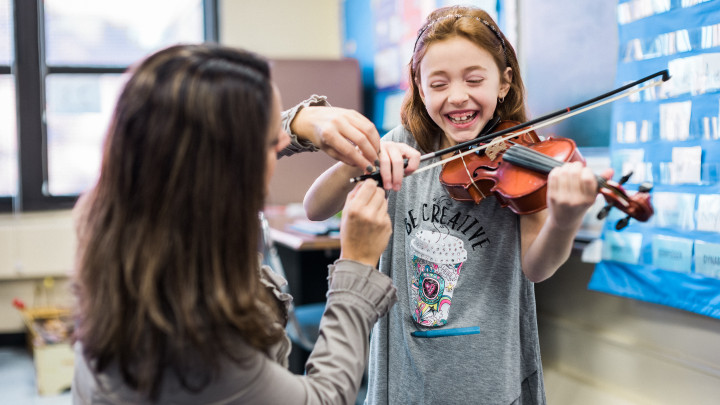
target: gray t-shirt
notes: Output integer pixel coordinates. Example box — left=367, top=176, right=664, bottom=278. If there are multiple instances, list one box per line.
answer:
left=366, top=126, right=545, bottom=405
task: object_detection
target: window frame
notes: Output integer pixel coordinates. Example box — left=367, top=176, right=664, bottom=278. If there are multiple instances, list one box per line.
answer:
left=8, top=0, right=218, bottom=212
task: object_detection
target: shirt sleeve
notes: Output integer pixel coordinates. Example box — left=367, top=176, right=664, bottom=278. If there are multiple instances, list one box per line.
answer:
left=301, top=260, right=398, bottom=404
left=279, top=94, right=330, bottom=158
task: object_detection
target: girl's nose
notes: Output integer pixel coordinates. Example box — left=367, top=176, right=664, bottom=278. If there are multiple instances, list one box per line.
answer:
left=448, top=84, right=469, bottom=105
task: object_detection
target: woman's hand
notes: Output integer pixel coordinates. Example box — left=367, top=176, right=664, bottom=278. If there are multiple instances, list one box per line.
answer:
left=338, top=180, right=392, bottom=266
left=377, top=141, right=421, bottom=192
left=291, top=106, right=381, bottom=171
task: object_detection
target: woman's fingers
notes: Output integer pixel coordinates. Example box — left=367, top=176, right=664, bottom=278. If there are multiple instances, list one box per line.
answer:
left=340, top=180, right=391, bottom=265
left=301, top=107, right=381, bottom=170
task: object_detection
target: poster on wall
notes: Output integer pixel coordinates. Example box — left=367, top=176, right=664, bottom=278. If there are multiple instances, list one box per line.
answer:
left=588, top=0, right=720, bottom=319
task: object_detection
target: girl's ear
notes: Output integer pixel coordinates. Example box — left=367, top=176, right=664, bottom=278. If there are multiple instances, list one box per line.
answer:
left=499, top=67, right=513, bottom=99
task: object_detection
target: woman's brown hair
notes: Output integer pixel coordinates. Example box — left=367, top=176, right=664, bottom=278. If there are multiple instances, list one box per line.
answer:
left=401, top=5, right=528, bottom=153
left=73, top=44, right=285, bottom=400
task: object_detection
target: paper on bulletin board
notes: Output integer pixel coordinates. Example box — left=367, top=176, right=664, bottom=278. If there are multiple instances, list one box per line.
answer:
left=696, top=194, right=720, bottom=232
left=589, top=0, right=720, bottom=320
left=694, top=240, right=720, bottom=279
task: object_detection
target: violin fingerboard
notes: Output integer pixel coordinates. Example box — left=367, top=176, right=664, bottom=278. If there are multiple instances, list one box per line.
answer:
left=502, top=145, right=562, bottom=174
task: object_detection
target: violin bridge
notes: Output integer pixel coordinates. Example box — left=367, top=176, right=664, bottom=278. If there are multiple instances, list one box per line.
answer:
left=485, top=137, right=509, bottom=161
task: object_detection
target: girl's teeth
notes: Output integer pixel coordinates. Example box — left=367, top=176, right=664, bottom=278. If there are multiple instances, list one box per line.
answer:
left=449, top=112, right=476, bottom=123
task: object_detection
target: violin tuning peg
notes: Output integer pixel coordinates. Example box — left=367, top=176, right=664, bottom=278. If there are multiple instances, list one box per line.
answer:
left=638, top=182, right=653, bottom=193
left=597, top=204, right=612, bottom=220
left=615, top=216, right=631, bottom=230
left=618, top=171, right=633, bottom=185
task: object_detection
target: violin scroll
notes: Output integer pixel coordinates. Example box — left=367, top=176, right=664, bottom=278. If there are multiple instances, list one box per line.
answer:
left=596, top=173, right=654, bottom=230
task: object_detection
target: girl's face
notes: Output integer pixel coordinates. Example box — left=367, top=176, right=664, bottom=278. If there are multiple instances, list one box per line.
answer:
left=417, top=36, right=512, bottom=150
left=265, top=84, right=291, bottom=194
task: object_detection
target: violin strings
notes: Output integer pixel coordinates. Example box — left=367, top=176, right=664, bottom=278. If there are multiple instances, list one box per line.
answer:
left=503, top=144, right=630, bottom=198
left=412, top=78, right=666, bottom=176
left=502, top=144, right=561, bottom=173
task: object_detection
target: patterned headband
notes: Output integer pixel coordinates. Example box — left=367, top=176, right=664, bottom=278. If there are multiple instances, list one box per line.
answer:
left=413, top=14, right=507, bottom=54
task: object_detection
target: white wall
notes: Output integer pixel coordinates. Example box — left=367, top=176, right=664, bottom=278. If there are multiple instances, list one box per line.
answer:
left=0, top=212, right=76, bottom=332
left=219, top=0, right=342, bottom=59
left=537, top=253, right=720, bottom=405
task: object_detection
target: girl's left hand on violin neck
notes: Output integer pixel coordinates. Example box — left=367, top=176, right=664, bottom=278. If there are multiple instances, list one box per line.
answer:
left=546, top=162, right=614, bottom=231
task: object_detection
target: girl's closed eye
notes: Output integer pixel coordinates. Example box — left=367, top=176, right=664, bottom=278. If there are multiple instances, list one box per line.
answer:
left=430, top=82, right=447, bottom=89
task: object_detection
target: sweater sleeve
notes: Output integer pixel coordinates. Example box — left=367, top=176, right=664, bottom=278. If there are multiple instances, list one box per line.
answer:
left=233, top=259, right=397, bottom=405
left=278, top=94, right=330, bottom=158
left=70, top=259, right=396, bottom=405
left=300, top=259, right=398, bottom=404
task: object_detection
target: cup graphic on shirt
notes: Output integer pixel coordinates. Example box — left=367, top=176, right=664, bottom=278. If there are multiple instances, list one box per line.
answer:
left=410, top=230, right=468, bottom=327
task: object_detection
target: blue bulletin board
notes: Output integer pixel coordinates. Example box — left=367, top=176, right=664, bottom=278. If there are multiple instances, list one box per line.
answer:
left=588, top=0, right=720, bottom=318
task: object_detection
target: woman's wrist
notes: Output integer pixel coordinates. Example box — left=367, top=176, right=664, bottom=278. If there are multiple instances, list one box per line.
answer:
left=290, top=106, right=320, bottom=145
left=283, top=95, right=328, bottom=142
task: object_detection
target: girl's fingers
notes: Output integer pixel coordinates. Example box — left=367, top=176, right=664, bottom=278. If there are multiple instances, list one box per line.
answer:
left=377, top=142, right=422, bottom=191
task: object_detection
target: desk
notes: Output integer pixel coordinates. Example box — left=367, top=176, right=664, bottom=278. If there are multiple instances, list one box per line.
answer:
left=264, top=208, right=340, bottom=307
left=265, top=214, right=341, bottom=252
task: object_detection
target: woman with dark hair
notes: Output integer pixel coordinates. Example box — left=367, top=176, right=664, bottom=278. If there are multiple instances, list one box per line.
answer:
left=71, top=43, right=396, bottom=404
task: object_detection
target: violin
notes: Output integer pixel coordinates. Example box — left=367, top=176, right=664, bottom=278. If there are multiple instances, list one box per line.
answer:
left=438, top=120, right=654, bottom=230
left=439, top=120, right=578, bottom=210
left=351, top=69, right=669, bottom=229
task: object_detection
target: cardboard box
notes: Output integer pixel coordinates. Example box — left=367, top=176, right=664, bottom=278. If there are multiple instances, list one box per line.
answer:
left=17, top=306, right=74, bottom=396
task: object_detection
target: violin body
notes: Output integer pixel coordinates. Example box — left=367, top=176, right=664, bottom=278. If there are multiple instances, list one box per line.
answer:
left=439, top=121, right=585, bottom=215
left=492, top=137, right=585, bottom=214
left=438, top=120, right=654, bottom=228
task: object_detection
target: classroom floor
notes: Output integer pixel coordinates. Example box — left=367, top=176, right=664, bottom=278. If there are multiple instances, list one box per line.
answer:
left=0, top=347, right=71, bottom=405
left=1, top=344, right=635, bottom=405
left=0, top=345, right=367, bottom=405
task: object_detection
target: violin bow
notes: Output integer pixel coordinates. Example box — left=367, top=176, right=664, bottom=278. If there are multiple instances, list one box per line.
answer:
left=351, top=69, right=670, bottom=183
left=415, top=69, right=670, bottom=173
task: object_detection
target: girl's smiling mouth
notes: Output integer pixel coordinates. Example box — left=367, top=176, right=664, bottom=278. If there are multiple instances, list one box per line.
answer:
left=446, top=110, right=479, bottom=126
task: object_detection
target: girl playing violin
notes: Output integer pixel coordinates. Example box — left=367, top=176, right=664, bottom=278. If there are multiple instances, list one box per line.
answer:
left=304, top=5, right=611, bottom=404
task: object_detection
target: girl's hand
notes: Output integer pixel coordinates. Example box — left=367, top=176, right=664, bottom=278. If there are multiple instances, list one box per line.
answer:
left=339, top=180, right=392, bottom=266
left=377, top=141, right=421, bottom=191
left=291, top=106, right=381, bottom=171
left=545, top=162, right=605, bottom=231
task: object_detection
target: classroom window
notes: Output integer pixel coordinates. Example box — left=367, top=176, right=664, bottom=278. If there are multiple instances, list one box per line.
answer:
left=9, top=0, right=218, bottom=211
left=0, top=0, right=15, bottom=201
